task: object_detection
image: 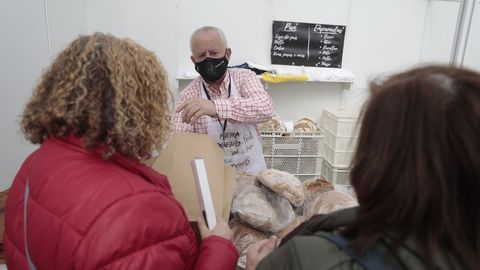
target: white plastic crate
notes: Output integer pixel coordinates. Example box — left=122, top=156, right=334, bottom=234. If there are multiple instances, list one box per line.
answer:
left=322, top=109, right=360, bottom=137
left=323, top=129, right=358, bottom=152
left=261, top=131, right=324, bottom=181
left=321, top=159, right=350, bottom=185
left=324, top=144, right=354, bottom=167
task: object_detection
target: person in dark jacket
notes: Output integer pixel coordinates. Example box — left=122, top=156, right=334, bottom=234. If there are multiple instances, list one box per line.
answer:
left=247, top=65, right=480, bottom=270
left=4, top=33, right=239, bottom=270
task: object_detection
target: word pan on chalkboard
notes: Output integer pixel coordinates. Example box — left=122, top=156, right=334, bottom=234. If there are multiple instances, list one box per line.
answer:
left=271, top=20, right=346, bottom=68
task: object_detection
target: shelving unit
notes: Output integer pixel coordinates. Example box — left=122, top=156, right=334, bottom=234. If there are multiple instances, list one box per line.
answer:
left=176, top=74, right=354, bottom=111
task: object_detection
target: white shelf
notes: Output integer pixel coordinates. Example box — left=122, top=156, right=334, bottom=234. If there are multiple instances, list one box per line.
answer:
left=176, top=69, right=355, bottom=111
left=175, top=76, right=354, bottom=84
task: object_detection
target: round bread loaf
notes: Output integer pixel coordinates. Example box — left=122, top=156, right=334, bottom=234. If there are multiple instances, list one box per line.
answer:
left=303, top=177, right=334, bottom=199
left=231, top=219, right=271, bottom=269
left=294, top=116, right=318, bottom=132
left=257, top=115, right=286, bottom=132
left=304, top=190, right=357, bottom=218
left=257, top=169, right=306, bottom=207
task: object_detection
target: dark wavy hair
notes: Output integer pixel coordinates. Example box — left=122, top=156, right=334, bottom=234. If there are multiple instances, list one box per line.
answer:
left=21, top=33, right=171, bottom=160
left=345, top=65, right=480, bottom=269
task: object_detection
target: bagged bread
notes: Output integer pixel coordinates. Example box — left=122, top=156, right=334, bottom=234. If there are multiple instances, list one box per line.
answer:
left=304, top=189, right=357, bottom=218
left=334, top=184, right=357, bottom=198
left=262, top=185, right=296, bottom=232
left=275, top=216, right=306, bottom=239
left=303, top=177, right=334, bottom=199
left=232, top=184, right=274, bottom=231
left=257, top=169, right=305, bottom=207
left=231, top=183, right=296, bottom=232
left=293, top=117, right=318, bottom=132
left=233, top=172, right=256, bottom=200
left=257, top=115, right=286, bottom=132
left=230, top=219, right=271, bottom=269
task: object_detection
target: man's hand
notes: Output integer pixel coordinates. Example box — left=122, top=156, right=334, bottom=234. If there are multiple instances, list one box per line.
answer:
left=176, top=98, right=216, bottom=124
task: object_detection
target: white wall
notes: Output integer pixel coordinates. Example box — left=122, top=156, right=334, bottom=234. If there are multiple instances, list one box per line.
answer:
left=272, top=0, right=459, bottom=115
left=464, top=0, right=480, bottom=71
left=0, top=0, right=49, bottom=191
left=421, top=1, right=459, bottom=63
left=47, top=0, right=88, bottom=55
left=268, top=0, right=352, bottom=120
left=175, top=0, right=442, bottom=120
left=176, top=0, right=270, bottom=74
left=87, top=0, right=178, bottom=96
left=0, top=0, right=87, bottom=190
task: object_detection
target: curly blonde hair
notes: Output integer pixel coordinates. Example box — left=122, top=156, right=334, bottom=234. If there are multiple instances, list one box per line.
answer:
left=21, top=33, right=171, bottom=161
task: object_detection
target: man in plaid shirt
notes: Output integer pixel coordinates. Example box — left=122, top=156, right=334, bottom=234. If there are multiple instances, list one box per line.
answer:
left=171, top=26, right=273, bottom=174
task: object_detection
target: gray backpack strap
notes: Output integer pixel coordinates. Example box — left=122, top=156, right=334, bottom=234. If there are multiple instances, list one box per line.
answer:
left=321, top=234, right=396, bottom=270
left=23, top=181, right=38, bottom=270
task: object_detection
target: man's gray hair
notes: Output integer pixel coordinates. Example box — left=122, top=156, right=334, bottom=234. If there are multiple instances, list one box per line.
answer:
left=190, top=26, right=228, bottom=52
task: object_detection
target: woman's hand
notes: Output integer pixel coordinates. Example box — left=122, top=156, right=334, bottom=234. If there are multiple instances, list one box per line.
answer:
left=197, top=215, right=233, bottom=241
left=246, top=236, right=279, bottom=270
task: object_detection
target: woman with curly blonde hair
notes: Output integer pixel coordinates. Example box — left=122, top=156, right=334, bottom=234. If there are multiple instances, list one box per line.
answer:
left=4, top=33, right=238, bottom=270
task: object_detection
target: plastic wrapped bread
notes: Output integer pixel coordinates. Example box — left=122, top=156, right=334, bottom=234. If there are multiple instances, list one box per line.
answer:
left=232, top=184, right=274, bottom=231
left=334, top=184, right=357, bottom=198
left=257, top=169, right=306, bottom=207
left=231, top=183, right=296, bottom=232
left=304, top=190, right=357, bottom=218
left=262, top=185, right=296, bottom=232
left=275, top=216, right=306, bottom=239
left=230, top=219, right=271, bottom=269
left=233, top=172, right=256, bottom=200
left=293, top=117, right=319, bottom=132
left=257, top=115, right=286, bottom=132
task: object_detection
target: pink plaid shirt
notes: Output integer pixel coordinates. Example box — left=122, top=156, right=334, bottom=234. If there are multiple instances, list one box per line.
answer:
left=171, top=68, right=274, bottom=134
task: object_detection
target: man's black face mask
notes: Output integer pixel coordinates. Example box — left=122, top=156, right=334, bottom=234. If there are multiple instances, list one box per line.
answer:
left=194, top=55, right=229, bottom=83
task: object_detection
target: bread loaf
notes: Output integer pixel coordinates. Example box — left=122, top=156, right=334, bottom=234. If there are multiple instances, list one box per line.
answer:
left=233, top=172, right=256, bottom=200
left=257, top=115, right=286, bottom=132
left=303, top=177, right=333, bottom=199
left=230, top=219, right=271, bottom=269
left=293, top=117, right=318, bottom=132
left=262, top=185, right=296, bottom=232
left=275, top=216, right=306, bottom=239
left=258, top=169, right=305, bottom=207
left=231, top=183, right=296, bottom=232
left=232, top=184, right=275, bottom=231
left=304, top=190, right=357, bottom=218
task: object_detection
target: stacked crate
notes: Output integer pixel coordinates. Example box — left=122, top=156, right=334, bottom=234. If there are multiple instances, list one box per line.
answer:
left=320, top=109, right=359, bottom=184
left=260, top=131, right=324, bottom=181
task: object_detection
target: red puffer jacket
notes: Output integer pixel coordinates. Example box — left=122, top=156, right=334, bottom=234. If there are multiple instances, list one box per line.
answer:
left=4, top=135, right=238, bottom=269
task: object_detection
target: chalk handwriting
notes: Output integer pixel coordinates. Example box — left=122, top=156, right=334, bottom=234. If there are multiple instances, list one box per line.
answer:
left=313, top=25, right=344, bottom=34
left=283, top=22, right=297, bottom=32
left=272, top=21, right=345, bottom=68
left=322, top=45, right=338, bottom=51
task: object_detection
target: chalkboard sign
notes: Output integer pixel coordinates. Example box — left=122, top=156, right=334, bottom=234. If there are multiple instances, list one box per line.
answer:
left=271, top=20, right=346, bottom=68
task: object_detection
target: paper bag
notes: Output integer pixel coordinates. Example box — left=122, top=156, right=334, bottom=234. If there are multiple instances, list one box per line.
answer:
left=152, top=132, right=234, bottom=221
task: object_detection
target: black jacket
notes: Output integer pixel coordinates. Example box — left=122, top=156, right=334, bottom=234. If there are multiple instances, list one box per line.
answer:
left=256, top=207, right=454, bottom=270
